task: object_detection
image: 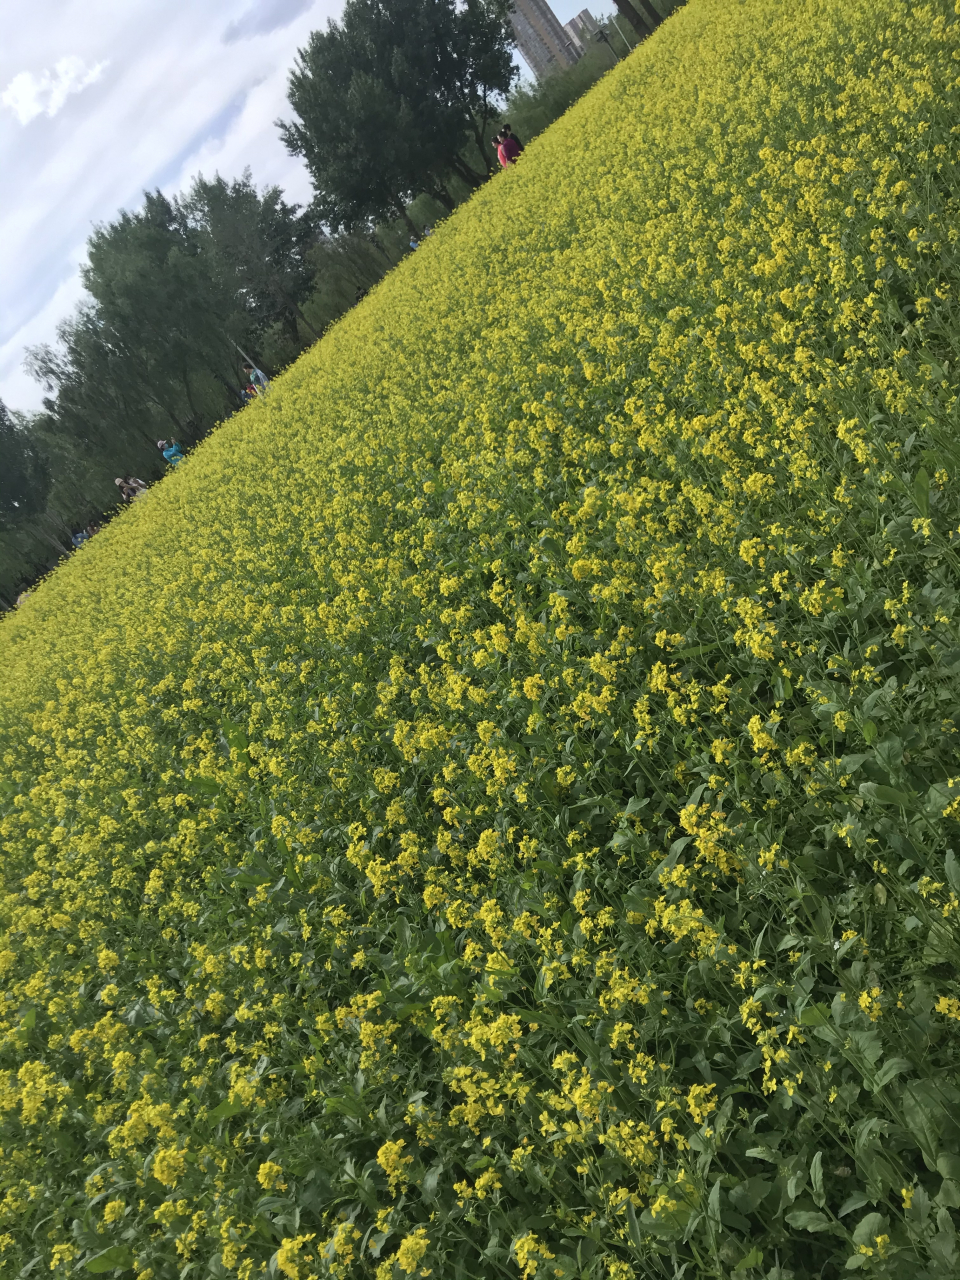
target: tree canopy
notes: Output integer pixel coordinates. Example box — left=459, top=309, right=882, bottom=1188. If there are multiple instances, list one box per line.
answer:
left=279, top=0, right=515, bottom=230
left=0, top=402, right=49, bottom=532
left=25, top=176, right=321, bottom=463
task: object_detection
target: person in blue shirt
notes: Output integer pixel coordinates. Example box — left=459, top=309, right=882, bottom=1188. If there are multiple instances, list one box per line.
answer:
left=157, top=439, right=185, bottom=466
left=242, top=361, right=269, bottom=394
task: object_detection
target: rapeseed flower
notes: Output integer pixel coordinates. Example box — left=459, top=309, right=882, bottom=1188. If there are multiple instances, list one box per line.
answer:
left=3, top=0, right=960, bottom=1274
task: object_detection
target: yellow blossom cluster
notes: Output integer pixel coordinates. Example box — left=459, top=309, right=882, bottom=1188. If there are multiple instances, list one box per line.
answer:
left=2, top=0, right=960, bottom=1275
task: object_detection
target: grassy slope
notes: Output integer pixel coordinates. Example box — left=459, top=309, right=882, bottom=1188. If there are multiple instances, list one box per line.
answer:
left=4, top=1, right=960, bottom=1276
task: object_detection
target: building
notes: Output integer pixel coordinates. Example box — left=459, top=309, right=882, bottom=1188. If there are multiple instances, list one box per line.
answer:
left=510, top=0, right=582, bottom=82
left=563, top=8, right=599, bottom=54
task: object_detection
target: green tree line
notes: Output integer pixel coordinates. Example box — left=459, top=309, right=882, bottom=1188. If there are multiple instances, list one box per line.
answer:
left=0, top=0, right=673, bottom=607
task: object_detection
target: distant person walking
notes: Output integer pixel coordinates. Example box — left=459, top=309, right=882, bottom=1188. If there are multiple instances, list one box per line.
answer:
left=502, top=123, right=523, bottom=152
left=242, top=361, right=269, bottom=395
left=495, top=130, right=520, bottom=167
left=115, top=476, right=146, bottom=503
left=158, top=439, right=184, bottom=466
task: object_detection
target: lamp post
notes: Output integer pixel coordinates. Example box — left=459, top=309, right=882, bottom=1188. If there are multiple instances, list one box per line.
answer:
left=595, top=26, right=622, bottom=61
left=609, top=14, right=631, bottom=52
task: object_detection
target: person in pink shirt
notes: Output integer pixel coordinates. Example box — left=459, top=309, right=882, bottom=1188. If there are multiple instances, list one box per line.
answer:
left=495, top=130, right=520, bottom=167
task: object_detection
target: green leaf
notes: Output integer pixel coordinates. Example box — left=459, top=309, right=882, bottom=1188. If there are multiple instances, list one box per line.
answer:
left=744, top=1145, right=780, bottom=1163
left=849, top=1029, right=883, bottom=1067
left=862, top=719, right=877, bottom=744
left=730, top=1176, right=774, bottom=1212
left=421, top=1163, right=442, bottom=1201
left=914, top=467, right=930, bottom=518
left=841, top=754, right=869, bottom=773
left=903, top=1082, right=944, bottom=1169
left=925, top=781, right=958, bottom=816
left=800, top=1003, right=830, bottom=1026
left=16, top=1007, right=37, bottom=1043
left=207, top=1098, right=244, bottom=1121
left=946, top=850, right=960, bottom=894
left=838, top=1192, right=870, bottom=1218
left=86, top=1246, right=133, bottom=1273
left=671, top=640, right=721, bottom=660
left=858, top=781, right=913, bottom=807
left=811, top=1152, right=825, bottom=1208
left=852, top=1211, right=886, bottom=1246
left=707, top=1177, right=721, bottom=1225
left=785, top=1209, right=831, bottom=1232
left=625, top=1198, right=643, bottom=1251
left=733, top=1247, right=763, bottom=1272
left=871, top=1057, right=911, bottom=1091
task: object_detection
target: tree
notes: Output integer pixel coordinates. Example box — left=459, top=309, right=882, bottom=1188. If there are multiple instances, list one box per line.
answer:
left=26, top=188, right=261, bottom=467
left=82, top=190, right=247, bottom=427
left=615, top=0, right=663, bottom=34
left=448, top=0, right=517, bottom=172
left=0, top=401, right=50, bottom=531
left=279, top=0, right=516, bottom=231
left=177, top=172, right=322, bottom=344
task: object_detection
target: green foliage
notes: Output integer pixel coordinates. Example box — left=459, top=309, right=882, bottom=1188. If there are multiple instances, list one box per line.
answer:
left=179, top=172, right=321, bottom=343
left=1, top=177, right=324, bottom=601
left=0, top=401, right=49, bottom=531
left=279, top=0, right=516, bottom=228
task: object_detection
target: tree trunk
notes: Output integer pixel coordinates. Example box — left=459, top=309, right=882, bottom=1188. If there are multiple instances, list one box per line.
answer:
left=369, top=232, right=393, bottom=263
left=293, top=301, right=321, bottom=342
left=469, top=112, right=498, bottom=174
left=396, top=205, right=419, bottom=239
left=182, top=371, right=200, bottom=424
left=282, top=309, right=301, bottom=347
left=214, top=371, right=247, bottom=409
left=148, top=394, right=188, bottom=434
left=619, top=0, right=661, bottom=33
left=432, top=184, right=456, bottom=212
left=36, top=521, right=72, bottom=556
left=449, top=155, right=484, bottom=190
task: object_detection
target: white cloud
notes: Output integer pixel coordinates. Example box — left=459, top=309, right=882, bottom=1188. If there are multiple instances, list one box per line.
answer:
left=2, top=56, right=108, bottom=126
left=223, top=0, right=313, bottom=44
left=0, top=0, right=343, bottom=415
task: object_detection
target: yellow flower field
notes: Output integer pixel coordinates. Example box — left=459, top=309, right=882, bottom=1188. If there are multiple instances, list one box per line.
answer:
left=4, top=0, right=960, bottom=1275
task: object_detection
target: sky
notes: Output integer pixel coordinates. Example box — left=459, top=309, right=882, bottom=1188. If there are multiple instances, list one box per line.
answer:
left=1, top=0, right=591, bottom=416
